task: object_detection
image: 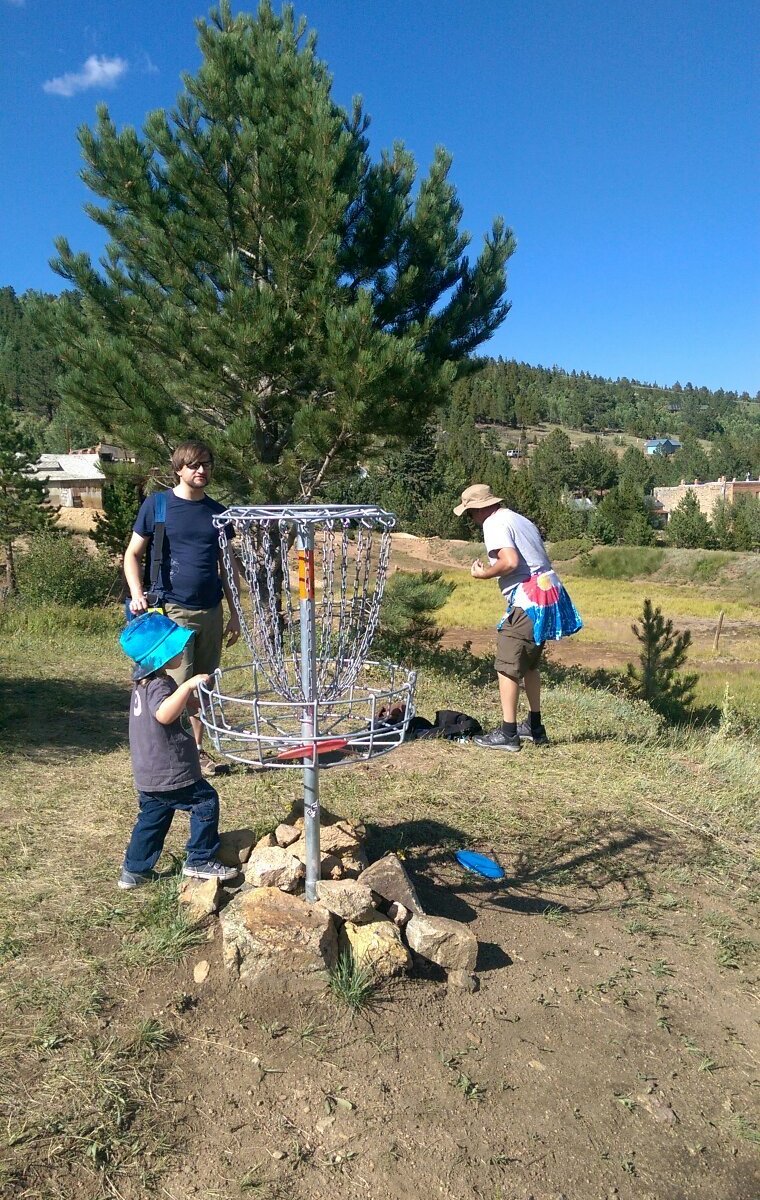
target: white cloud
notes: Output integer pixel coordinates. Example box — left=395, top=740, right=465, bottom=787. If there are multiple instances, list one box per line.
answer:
left=43, top=54, right=128, bottom=98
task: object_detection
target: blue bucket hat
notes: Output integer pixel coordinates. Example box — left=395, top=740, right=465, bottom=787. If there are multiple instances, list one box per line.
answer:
left=119, top=611, right=195, bottom=681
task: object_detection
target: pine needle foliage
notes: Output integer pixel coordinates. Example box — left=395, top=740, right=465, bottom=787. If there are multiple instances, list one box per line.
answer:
left=0, top=393, right=54, bottom=593
left=626, top=598, right=698, bottom=721
left=52, top=1, right=514, bottom=502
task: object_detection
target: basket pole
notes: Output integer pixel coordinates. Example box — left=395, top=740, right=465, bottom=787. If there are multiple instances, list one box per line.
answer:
left=298, top=525, right=320, bottom=901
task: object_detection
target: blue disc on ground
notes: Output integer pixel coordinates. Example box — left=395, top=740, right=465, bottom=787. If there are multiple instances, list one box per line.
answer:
left=455, top=850, right=505, bottom=880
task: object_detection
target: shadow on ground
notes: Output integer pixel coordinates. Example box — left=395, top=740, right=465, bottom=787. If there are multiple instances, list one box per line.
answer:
left=0, top=675, right=129, bottom=760
left=365, top=816, right=680, bottom=929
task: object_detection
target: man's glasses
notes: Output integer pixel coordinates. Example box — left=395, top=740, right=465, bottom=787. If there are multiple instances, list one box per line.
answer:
left=185, top=460, right=213, bottom=471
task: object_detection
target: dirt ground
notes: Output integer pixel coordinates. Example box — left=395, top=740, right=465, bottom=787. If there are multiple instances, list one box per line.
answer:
left=64, top=806, right=759, bottom=1200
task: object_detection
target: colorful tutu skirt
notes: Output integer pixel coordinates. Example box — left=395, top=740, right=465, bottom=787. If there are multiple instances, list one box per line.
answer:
left=497, top=570, right=583, bottom=645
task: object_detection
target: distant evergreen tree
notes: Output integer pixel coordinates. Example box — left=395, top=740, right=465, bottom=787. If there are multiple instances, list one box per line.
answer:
left=0, top=393, right=54, bottom=593
left=626, top=599, right=698, bottom=721
left=731, top=494, right=760, bottom=552
left=92, top=463, right=146, bottom=558
left=573, top=437, right=618, bottom=493
left=667, top=491, right=714, bottom=549
left=52, top=1, right=514, bottom=502
left=590, top=484, right=653, bottom=546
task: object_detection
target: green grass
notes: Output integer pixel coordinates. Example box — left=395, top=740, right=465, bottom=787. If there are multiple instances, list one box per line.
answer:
left=438, top=573, right=758, bottom=627
left=328, top=951, right=379, bottom=1012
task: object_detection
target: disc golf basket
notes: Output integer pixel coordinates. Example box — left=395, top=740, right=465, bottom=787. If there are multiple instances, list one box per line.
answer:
left=197, top=505, right=416, bottom=900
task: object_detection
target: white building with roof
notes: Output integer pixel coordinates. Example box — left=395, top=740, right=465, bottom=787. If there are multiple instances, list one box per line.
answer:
left=29, top=453, right=106, bottom=508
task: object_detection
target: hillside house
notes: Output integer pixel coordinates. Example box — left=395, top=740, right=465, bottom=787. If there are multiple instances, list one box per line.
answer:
left=645, top=437, right=682, bottom=456
left=652, top=476, right=760, bottom=523
left=30, top=453, right=106, bottom=508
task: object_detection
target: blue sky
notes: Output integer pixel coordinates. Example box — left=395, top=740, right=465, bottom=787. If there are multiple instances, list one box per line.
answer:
left=1, top=0, right=758, bottom=394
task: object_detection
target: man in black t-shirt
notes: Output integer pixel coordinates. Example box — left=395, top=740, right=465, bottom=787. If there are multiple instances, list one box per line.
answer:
left=124, top=440, right=240, bottom=773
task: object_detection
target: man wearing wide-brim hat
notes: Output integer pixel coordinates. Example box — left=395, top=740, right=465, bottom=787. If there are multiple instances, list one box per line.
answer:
left=453, top=484, right=582, bottom=751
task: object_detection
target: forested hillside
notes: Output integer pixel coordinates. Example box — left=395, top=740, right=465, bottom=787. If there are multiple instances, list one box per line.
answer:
left=2, top=283, right=758, bottom=550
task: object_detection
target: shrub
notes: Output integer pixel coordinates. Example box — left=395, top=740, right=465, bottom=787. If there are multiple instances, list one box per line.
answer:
left=576, top=546, right=664, bottom=579
left=15, top=532, right=120, bottom=608
left=547, top=536, right=593, bottom=562
left=626, top=598, right=698, bottom=721
left=375, top=569, right=455, bottom=661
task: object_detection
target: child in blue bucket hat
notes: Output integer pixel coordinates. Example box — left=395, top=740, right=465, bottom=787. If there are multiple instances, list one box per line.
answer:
left=117, top=612, right=237, bottom=890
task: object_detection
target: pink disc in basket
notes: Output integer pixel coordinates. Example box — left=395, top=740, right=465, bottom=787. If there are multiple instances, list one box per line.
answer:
left=275, top=737, right=349, bottom=762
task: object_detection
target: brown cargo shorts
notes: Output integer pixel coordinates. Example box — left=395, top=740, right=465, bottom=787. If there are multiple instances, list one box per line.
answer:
left=495, top=606, right=543, bottom=681
left=163, top=601, right=224, bottom=683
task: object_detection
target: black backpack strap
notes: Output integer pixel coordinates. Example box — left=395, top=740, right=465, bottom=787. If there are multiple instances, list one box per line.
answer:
left=148, top=491, right=167, bottom=598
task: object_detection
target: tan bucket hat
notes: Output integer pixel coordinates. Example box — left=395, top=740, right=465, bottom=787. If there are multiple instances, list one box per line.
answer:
left=453, top=483, right=503, bottom=517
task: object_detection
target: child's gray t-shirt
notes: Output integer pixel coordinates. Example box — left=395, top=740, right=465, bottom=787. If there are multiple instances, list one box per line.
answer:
left=129, top=675, right=200, bottom=793
left=482, top=507, right=551, bottom=596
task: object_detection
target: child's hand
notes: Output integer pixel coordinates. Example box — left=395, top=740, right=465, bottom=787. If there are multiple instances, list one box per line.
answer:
left=186, top=673, right=211, bottom=693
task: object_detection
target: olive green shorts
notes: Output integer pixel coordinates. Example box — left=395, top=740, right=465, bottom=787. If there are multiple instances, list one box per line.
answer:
left=495, top=606, right=543, bottom=681
left=163, top=601, right=224, bottom=684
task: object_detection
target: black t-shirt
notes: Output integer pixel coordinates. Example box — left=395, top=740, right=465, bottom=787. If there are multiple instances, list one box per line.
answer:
left=134, top=490, right=231, bottom=610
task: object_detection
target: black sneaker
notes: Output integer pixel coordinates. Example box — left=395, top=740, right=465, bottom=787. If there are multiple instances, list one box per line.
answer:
left=473, top=729, right=522, bottom=753
left=118, top=866, right=157, bottom=890
left=516, top=720, right=550, bottom=746
left=198, top=750, right=230, bottom=777
left=182, top=860, right=239, bottom=882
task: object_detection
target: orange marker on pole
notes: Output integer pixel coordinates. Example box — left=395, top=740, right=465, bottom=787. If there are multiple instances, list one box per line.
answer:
left=298, top=549, right=315, bottom=600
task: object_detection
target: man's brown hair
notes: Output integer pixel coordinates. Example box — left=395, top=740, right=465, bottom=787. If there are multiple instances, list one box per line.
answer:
left=171, top=440, right=215, bottom=478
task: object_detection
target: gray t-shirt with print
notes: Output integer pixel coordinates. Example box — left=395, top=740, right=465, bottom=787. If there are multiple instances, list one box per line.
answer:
left=482, top=507, right=551, bottom=595
left=129, top=675, right=201, bottom=793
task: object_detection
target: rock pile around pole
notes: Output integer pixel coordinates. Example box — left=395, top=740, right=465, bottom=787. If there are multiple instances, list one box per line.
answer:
left=180, top=819, right=479, bottom=991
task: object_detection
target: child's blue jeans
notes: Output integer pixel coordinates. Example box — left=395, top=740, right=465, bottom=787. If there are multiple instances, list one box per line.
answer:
left=123, top=779, right=221, bottom=873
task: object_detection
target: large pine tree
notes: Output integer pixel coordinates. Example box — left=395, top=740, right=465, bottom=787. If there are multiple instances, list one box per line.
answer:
left=52, top=1, right=514, bottom=502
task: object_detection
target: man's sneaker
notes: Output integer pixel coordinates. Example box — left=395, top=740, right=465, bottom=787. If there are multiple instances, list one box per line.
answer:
left=182, top=860, right=238, bottom=882
left=516, top=720, right=550, bottom=747
left=473, top=729, right=522, bottom=753
left=198, top=750, right=230, bottom=777
left=118, top=866, right=157, bottom=890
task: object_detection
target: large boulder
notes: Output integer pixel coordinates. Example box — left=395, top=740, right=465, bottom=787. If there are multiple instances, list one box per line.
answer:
left=221, top=887, right=338, bottom=983
left=243, top=846, right=304, bottom=892
left=315, top=879, right=376, bottom=923
left=341, top=915, right=411, bottom=980
left=359, top=853, right=423, bottom=914
left=405, top=913, right=477, bottom=973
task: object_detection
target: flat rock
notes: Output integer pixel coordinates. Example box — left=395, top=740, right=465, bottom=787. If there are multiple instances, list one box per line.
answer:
left=406, top=913, right=477, bottom=973
left=178, top=877, right=221, bottom=925
left=243, top=846, right=304, bottom=892
left=359, top=853, right=423, bottom=914
left=341, top=915, right=411, bottom=979
left=315, top=879, right=376, bottom=923
left=221, top=887, right=338, bottom=983
left=193, top=959, right=210, bottom=984
left=275, top=823, right=300, bottom=848
left=217, top=828, right=257, bottom=867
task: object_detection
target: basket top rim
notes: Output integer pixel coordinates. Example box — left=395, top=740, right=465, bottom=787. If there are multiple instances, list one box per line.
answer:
left=215, top=504, right=396, bottom=528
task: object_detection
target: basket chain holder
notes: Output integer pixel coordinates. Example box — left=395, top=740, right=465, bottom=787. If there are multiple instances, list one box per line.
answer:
left=199, top=505, right=416, bottom=901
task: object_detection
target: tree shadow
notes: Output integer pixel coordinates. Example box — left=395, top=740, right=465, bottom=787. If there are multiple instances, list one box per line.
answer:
left=365, top=816, right=681, bottom=927
left=0, top=675, right=129, bottom=761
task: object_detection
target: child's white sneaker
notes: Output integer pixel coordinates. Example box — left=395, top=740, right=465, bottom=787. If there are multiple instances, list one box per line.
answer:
left=182, top=860, right=238, bottom=882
